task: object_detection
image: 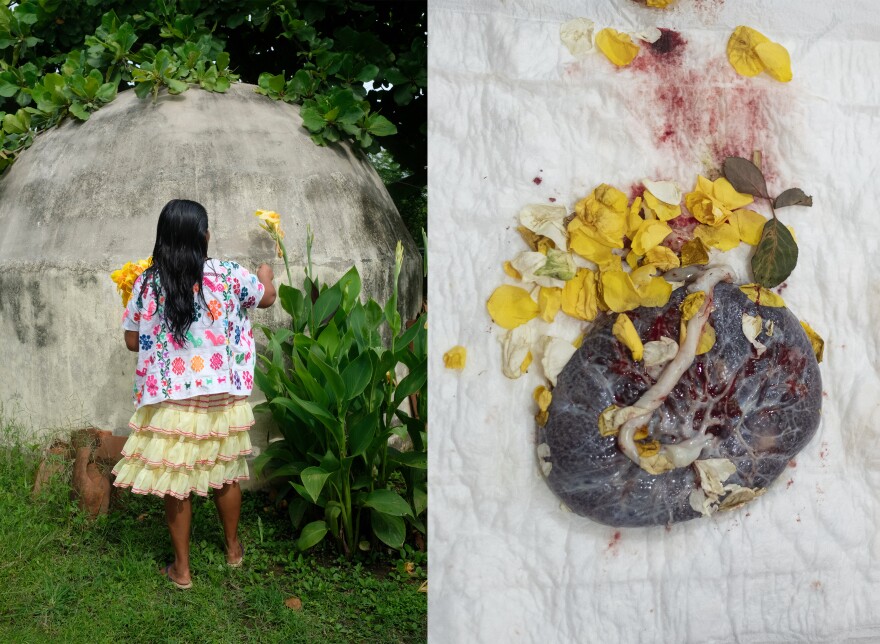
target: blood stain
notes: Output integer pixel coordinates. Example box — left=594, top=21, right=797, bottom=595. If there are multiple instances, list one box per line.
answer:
left=548, top=197, right=557, bottom=202
left=533, top=176, right=543, bottom=185
left=787, top=478, right=794, bottom=489
left=606, top=531, right=622, bottom=553
left=629, top=183, right=647, bottom=201
left=811, top=580, right=822, bottom=590
left=788, top=459, right=797, bottom=468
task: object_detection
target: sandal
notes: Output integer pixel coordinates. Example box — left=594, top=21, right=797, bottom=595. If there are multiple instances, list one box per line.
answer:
left=227, top=542, right=245, bottom=568
left=161, top=563, right=193, bottom=590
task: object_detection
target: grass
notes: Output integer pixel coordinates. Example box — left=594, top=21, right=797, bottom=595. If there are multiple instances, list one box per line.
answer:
left=0, top=421, right=427, bottom=643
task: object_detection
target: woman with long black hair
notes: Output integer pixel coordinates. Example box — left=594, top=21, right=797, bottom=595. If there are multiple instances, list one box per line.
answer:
left=112, top=199, right=277, bottom=589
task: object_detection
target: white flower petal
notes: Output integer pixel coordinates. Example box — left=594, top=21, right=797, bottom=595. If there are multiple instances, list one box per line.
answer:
left=694, top=458, right=737, bottom=497
left=519, top=204, right=569, bottom=251
left=642, top=179, right=683, bottom=206
left=541, top=335, right=578, bottom=386
left=560, top=18, right=596, bottom=58
left=642, top=336, right=679, bottom=367
left=511, top=251, right=566, bottom=288
left=630, top=27, right=662, bottom=43
left=742, top=313, right=766, bottom=355
left=501, top=324, right=532, bottom=379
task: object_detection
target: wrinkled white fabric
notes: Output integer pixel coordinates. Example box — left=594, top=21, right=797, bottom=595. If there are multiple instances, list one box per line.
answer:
left=428, top=1, right=880, bottom=642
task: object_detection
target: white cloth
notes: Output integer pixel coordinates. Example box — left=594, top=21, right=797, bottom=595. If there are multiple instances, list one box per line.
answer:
left=123, top=259, right=264, bottom=408
left=428, top=1, right=880, bottom=642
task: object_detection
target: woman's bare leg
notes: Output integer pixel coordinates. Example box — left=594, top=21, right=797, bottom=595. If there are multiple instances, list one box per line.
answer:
left=164, top=495, right=192, bottom=584
left=213, top=481, right=243, bottom=563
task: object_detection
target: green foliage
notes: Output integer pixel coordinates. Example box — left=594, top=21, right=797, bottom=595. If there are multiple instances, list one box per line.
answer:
left=0, top=1, right=426, bottom=200
left=254, top=238, right=427, bottom=556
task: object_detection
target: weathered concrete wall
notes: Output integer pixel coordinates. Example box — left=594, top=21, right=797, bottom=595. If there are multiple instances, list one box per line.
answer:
left=0, top=83, right=422, bottom=470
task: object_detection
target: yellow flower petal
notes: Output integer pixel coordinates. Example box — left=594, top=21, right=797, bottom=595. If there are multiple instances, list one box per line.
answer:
left=713, top=177, right=754, bottom=211
left=680, top=319, right=716, bottom=355
left=629, top=264, right=658, bottom=288
left=630, top=219, right=672, bottom=256
left=626, top=197, right=644, bottom=238
left=573, top=184, right=628, bottom=248
left=502, top=325, right=532, bottom=379
left=727, top=26, right=769, bottom=77
left=739, top=284, right=786, bottom=307
left=598, top=405, right=619, bottom=437
left=521, top=351, right=533, bottom=372
left=680, top=238, right=710, bottom=266
left=637, top=276, right=672, bottom=308
left=600, top=271, right=642, bottom=313
left=694, top=222, right=740, bottom=251
left=729, top=209, right=767, bottom=246
left=561, top=268, right=599, bottom=321
left=636, top=439, right=661, bottom=457
left=680, top=291, right=706, bottom=322
left=612, top=313, right=644, bottom=361
left=443, top=346, right=467, bottom=370
left=533, top=386, right=553, bottom=412
left=643, top=190, right=681, bottom=222
left=644, top=246, right=680, bottom=271
left=503, top=261, right=522, bottom=279
left=625, top=250, right=642, bottom=271
left=755, top=41, right=792, bottom=83
left=255, top=209, right=282, bottom=226
left=646, top=0, right=675, bottom=6
left=800, top=321, right=824, bottom=363
left=595, top=28, right=640, bottom=67
left=487, top=285, right=540, bottom=329
left=538, top=287, right=563, bottom=322
left=568, top=225, right=619, bottom=267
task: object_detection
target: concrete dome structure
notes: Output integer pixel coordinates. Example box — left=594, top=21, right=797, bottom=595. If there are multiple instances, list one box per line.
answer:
left=0, top=83, right=422, bottom=444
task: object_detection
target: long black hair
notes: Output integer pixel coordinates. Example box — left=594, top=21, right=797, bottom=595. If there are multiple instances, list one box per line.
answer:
left=141, top=199, right=209, bottom=347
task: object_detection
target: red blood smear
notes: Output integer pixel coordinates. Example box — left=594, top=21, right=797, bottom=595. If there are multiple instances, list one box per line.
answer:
left=629, top=183, right=647, bottom=200
left=548, top=197, right=557, bottom=202
left=663, top=214, right=698, bottom=252
left=607, top=531, right=622, bottom=549
left=633, top=51, right=783, bottom=177
left=788, top=459, right=797, bottom=468
left=533, top=177, right=543, bottom=185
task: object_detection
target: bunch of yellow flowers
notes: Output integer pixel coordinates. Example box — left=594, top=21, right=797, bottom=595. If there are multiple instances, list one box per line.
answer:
left=110, top=257, right=152, bottom=307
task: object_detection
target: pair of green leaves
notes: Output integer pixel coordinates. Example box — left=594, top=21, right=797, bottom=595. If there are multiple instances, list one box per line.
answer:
left=722, top=156, right=813, bottom=288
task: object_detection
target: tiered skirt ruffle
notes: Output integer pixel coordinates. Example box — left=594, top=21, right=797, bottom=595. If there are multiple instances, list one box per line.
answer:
left=112, top=394, right=254, bottom=500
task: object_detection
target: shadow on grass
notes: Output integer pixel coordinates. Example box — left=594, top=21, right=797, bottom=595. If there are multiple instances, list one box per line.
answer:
left=0, top=419, right=427, bottom=643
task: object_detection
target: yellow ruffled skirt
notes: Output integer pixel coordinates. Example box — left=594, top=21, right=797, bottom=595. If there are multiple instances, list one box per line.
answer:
left=112, top=393, right=254, bottom=500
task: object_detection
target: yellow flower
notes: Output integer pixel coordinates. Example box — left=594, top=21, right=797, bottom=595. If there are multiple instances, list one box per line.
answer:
left=568, top=225, right=622, bottom=271
left=612, top=313, right=644, bottom=361
left=600, top=271, right=642, bottom=312
left=255, top=209, right=285, bottom=257
left=684, top=176, right=753, bottom=226
left=596, top=28, right=640, bottom=67
left=727, top=26, right=792, bottom=82
left=561, top=268, right=599, bottom=321
left=487, top=285, right=540, bottom=329
left=572, top=184, right=628, bottom=248
left=110, top=257, right=152, bottom=307
left=443, top=346, right=467, bottom=370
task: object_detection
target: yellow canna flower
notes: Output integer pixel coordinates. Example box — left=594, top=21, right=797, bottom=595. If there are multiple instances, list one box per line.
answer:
left=596, top=28, right=640, bottom=67
left=684, top=175, right=753, bottom=226
left=255, top=209, right=281, bottom=227
left=254, top=209, right=285, bottom=257
left=110, top=256, right=152, bottom=307
left=443, top=346, right=467, bottom=370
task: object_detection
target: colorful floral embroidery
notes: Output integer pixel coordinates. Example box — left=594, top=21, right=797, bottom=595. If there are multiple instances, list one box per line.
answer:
left=191, top=355, right=204, bottom=372
left=171, top=357, right=185, bottom=375
left=139, top=334, right=153, bottom=351
left=146, top=375, right=158, bottom=396
left=210, top=353, right=223, bottom=370
left=243, top=371, right=253, bottom=388
left=207, top=299, right=223, bottom=321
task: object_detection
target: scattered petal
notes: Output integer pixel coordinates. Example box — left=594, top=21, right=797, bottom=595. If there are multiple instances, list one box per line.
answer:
left=800, top=320, right=824, bottom=363
left=644, top=246, right=680, bottom=271
left=680, top=238, right=710, bottom=266
left=533, top=386, right=553, bottom=412
left=519, top=204, right=570, bottom=250
left=728, top=209, right=767, bottom=246
left=630, top=26, right=662, bottom=43
left=695, top=458, right=738, bottom=497
left=727, top=26, right=769, bottom=77
left=631, top=219, right=672, bottom=255
left=741, top=314, right=766, bottom=355
left=573, top=184, right=628, bottom=248
left=487, top=285, right=540, bottom=329
left=642, top=179, right=683, bottom=206
left=718, top=484, right=766, bottom=511
left=443, top=345, right=467, bottom=370
left=643, top=336, right=678, bottom=367
left=596, top=28, right=640, bottom=67
left=598, top=404, right=620, bottom=437
left=694, top=222, right=740, bottom=251
left=643, top=189, right=682, bottom=221
left=600, top=271, right=642, bottom=313
left=510, top=251, right=566, bottom=288
left=612, top=313, right=644, bottom=361
left=536, top=443, right=552, bottom=476
left=541, top=336, right=578, bottom=387
left=501, top=325, right=532, bottom=379
left=680, top=291, right=706, bottom=322
left=536, top=249, right=577, bottom=281
left=739, top=283, right=786, bottom=308
left=685, top=176, right=753, bottom=226
left=754, top=40, right=792, bottom=82
left=560, top=18, right=596, bottom=58
left=503, top=261, right=522, bottom=279
left=538, top=287, right=563, bottom=322
left=561, top=268, right=599, bottom=321
left=646, top=0, right=676, bottom=6
left=625, top=249, right=642, bottom=270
